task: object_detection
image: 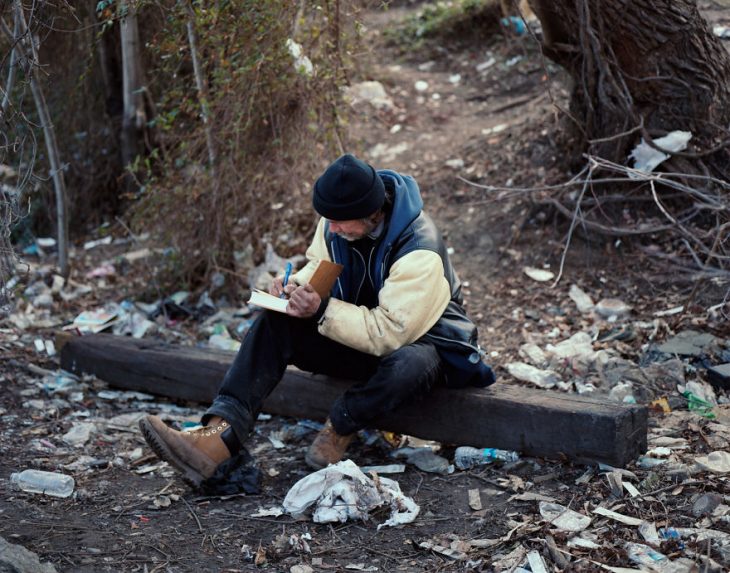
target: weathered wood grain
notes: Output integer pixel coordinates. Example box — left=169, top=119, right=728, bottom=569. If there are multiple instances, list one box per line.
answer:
left=60, top=334, right=647, bottom=466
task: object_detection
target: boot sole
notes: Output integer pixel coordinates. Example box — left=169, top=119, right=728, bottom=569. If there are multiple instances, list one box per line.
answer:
left=304, top=450, right=327, bottom=471
left=138, top=418, right=205, bottom=488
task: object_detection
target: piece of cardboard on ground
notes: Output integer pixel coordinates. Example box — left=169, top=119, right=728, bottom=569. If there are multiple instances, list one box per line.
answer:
left=59, top=333, right=648, bottom=467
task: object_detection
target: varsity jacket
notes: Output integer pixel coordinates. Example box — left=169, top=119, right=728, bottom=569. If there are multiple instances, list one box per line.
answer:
left=293, top=169, right=495, bottom=388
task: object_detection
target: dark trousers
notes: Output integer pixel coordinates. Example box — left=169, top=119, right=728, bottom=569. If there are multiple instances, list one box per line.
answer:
left=204, top=310, right=443, bottom=442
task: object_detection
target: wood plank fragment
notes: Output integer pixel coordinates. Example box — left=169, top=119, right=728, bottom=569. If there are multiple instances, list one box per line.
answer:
left=60, top=334, right=648, bottom=466
left=468, top=489, right=482, bottom=511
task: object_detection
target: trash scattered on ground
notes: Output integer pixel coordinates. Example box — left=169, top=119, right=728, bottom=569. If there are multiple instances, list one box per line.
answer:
left=713, top=25, right=730, bottom=38
left=523, top=266, right=554, bottom=282
left=10, top=469, right=75, bottom=498
left=282, top=460, right=419, bottom=529
left=391, top=446, right=453, bottom=474
left=629, top=130, right=692, bottom=176
left=539, top=501, right=591, bottom=532
left=454, top=446, right=519, bottom=470
left=344, top=81, right=394, bottom=110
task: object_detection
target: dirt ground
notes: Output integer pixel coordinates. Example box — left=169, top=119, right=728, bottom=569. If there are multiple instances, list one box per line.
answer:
left=2, top=2, right=730, bottom=572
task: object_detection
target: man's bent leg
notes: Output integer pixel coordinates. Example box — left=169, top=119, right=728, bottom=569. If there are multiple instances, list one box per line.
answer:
left=203, top=310, right=321, bottom=444
left=306, top=339, right=442, bottom=469
left=140, top=311, right=320, bottom=486
left=329, top=339, right=443, bottom=435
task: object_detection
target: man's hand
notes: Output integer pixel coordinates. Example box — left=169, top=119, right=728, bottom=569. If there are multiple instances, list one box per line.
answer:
left=269, top=276, right=297, bottom=298
left=286, top=284, right=322, bottom=318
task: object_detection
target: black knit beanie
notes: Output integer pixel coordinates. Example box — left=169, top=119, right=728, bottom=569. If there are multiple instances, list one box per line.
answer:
left=312, top=154, right=385, bottom=220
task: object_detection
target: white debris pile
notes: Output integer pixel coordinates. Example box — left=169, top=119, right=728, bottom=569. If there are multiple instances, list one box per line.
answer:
left=282, top=460, right=419, bottom=529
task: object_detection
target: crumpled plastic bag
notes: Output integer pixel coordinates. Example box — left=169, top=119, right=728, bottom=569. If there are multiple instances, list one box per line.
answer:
left=629, top=130, right=692, bottom=177
left=282, top=460, right=419, bottom=529
left=693, top=451, right=730, bottom=475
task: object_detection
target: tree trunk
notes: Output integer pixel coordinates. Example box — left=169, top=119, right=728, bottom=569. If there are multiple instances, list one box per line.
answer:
left=119, top=0, right=146, bottom=179
left=183, top=0, right=217, bottom=177
left=530, top=0, right=730, bottom=175
left=8, top=0, right=70, bottom=277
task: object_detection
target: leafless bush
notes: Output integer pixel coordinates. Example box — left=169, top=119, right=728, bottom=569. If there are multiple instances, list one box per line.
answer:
left=130, top=0, right=357, bottom=289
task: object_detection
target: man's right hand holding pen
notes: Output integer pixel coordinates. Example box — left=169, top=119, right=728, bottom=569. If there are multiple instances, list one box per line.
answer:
left=269, top=263, right=324, bottom=319
left=268, top=276, right=297, bottom=299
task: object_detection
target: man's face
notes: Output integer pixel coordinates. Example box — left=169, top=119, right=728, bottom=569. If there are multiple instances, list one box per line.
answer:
left=328, top=218, right=376, bottom=241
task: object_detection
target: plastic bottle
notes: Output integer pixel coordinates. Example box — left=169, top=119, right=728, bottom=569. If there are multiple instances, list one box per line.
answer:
left=454, top=446, right=520, bottom=470
left=9, top=469, right=75, bottom=498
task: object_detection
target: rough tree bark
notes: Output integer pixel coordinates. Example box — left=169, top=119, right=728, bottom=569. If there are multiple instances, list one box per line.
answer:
left=119, top=0, right=146, bottom=180
left=530, top=0, right=730, bottom=176
left=2, top=0, right=70, bottom=277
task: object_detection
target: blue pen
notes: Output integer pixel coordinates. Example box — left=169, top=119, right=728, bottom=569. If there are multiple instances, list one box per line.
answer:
left=280, top=262, right=293, bottom=299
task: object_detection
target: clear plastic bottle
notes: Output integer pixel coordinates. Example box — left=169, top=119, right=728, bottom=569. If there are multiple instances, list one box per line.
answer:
left=454, top=446, right=520, bottom=470
left=10, top=469, right=75, bottom=498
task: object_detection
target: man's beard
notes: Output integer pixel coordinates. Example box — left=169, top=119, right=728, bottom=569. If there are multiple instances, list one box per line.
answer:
left=337, top=232, right=365, bottom=242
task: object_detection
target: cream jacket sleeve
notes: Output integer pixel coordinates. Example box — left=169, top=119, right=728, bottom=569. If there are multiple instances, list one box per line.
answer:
left=290, top=218, right=331, bottom=286
left=295, top=219, right=451, bottom=356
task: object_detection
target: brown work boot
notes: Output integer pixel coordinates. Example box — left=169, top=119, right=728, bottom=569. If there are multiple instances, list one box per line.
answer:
left=139, top=415, right=232, bottom=487
left=305, top=419, right=355, bottom=470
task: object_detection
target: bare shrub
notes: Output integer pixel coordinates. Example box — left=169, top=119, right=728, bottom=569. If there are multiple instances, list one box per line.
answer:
left=131, top=1, right=356, bottom=290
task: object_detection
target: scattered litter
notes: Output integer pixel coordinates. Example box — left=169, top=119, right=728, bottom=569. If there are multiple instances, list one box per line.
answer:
left=646, top=447, right=672, bottom=458
left=684, top=391, right=716, bottom=419
left=476, top=57, right=496, bottom=72
left=629, top=130, right=692, bottom=177
left=501, top=16, right=526, bottom=35
left=64, top=308, right=119, bottom=334
left=83, top=236, right=113, bottom=250
left=713, top=25, right=730, bottom=38
left=10, top=469, right=75, bottom=498
left=539, top=501, right=591, bottom=532
left=345, top=564, right=378, bottom=572
left=369, top=142, right=409, bottom=162
left=282, top=460, right=419, bottom=529
left=481, top=123, right=508, bottom=136
left=414, top=80, right=429, bottom=92
left=250, top=506, right=284, bottom=518
left=344, top=81, right=394, bottom=110
left=454, top=446, right=519, bottom=469
left=285, top=38, right=313, bottom=76
left=526, top=550, right=549, bottom=573
left=657, top=330, right=719, bottom=356
left=360, top=464, right=405, bottom=474
left=468, top=489, right=482, bottom=511
left=693, top=451, right=730, bottom=474
left=85, top=263, right=116, bottom=279
left=505, top=362, right=559, bottom=389
left=567, top=533, right=601, bottom=549
left=545, top=331, right=595, bottom=361
left=569, top=284, right=594, bottom=313
left=692, top=493, right=723, bottom=517
left=392, top=447, right=453, bottom=474
left=623, top=482, right=641, bottom=497
left=592, top=506, right=644, bottom=526
left=445, top=158, right=464, bottom=169
left=509, top=492, right=555, bottom=503
left=638, top=521, right=661, bottom=544
left=625, top=542, right=668, bottom=570
left=62, top=422, right=95, bottom=447
left=653, top=305, right=684, bottom=317
left=594, top=298, right=631, bottom=319
left=523, top=266, right=554, bottom=282
left=418, top=539, right=468, bottom=561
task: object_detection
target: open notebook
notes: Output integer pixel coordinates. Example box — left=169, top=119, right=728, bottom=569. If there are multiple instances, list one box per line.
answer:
left=248, top=260, right=343, bottom=313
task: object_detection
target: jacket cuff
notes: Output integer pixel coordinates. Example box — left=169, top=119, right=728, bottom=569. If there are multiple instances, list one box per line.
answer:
left=313, top=297, right=329, bottom=322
